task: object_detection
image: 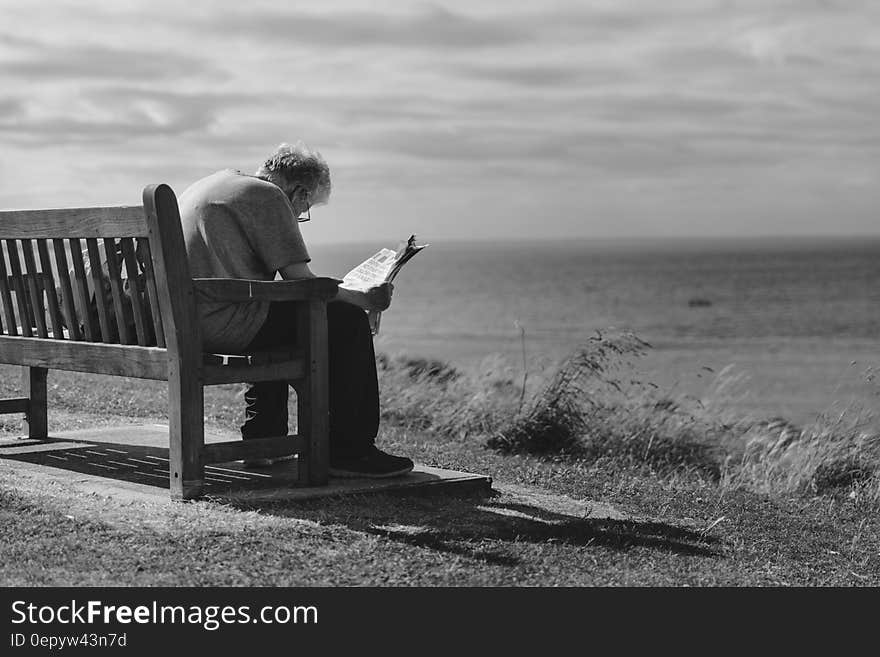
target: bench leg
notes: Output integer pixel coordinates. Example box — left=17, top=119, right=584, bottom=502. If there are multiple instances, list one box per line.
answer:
left=168, top=367, right=204, bottom=500
left=295, top=381, right=329, bottom=486
left=297, top=300, right=329, bottom=486
left=23, top=366, right=47, bottom=439
left=294, top=384, right=312, bottom=484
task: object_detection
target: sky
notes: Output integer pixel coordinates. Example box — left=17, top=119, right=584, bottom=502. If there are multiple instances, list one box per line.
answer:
left=0, top=0, right=878, bottom=244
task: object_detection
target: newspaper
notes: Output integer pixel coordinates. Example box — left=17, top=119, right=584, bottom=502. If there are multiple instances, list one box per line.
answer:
left=341, top=235, right=429, bottom=335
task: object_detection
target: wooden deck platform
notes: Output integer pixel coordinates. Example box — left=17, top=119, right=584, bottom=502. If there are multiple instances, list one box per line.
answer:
left=0, top=424, right=492, bottom=502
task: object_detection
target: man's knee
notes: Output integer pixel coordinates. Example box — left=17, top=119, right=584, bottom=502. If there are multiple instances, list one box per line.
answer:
left=328, top=300, right=371, bottom=334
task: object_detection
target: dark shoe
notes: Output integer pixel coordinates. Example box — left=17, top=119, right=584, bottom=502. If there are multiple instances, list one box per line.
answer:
left=329, top=446, right=414, bottom=479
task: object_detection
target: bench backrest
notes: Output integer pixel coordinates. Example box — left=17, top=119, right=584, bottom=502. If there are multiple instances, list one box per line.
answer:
left=0, top=184, right=196, bottom=356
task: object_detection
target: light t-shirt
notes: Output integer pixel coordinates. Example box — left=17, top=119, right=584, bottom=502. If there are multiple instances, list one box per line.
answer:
left=178, top=169, right=310, bottom=353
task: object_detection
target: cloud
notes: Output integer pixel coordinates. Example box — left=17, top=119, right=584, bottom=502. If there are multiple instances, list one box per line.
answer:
left=589, top=92, right=749, bottom=122
left=2, top=40, right=221, bottom=82
left=0, top=98, right=24, bottom=120
left=0, top=87, right=255, bottom=145
left=652, top=44, right=759, bottom=72
left=0, top=116, right=199, bottom=145
left=204, top=5, right=529, bottom=50
left=451, top=62, right=618, bottom=88
left=0, top=1, right=878, bottom=236
left=349, top=121, right=790, bottom=180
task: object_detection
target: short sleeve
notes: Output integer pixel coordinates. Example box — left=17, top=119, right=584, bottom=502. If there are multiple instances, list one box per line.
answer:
left=243, top=185, right=311, bottom=272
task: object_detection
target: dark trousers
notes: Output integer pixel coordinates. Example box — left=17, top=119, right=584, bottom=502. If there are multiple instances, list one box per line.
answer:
left=241, top=300, right=379, bottom=458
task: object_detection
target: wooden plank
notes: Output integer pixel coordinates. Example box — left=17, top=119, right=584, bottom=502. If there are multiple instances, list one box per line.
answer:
left=0, top=336, right=169, bottom=379
left=202, top=359, right=306, bottom=385
left=22, top=366, right=47, bottom=438
left=103, top=238, right=132, bottom=344
left=143, top=184, right=203, bottom=499
left=4, top=274, right=47, bottom=289
left=193, top=277, right=340, bottom=303
left=202, top=434, right=306, bottom=465
left=203, top=348, right=303, bottom=365
left=52, top=239, right=81, bottom=341
left=0, top=246, right=17, bottom=335
left=293, top=379, right=310, bottom=484
left=0, top=398, right=29, bottom=414
left=0, top=206, right=146, bottom=239
left=167, top=361, right=204, bottom=499
left=120, top=238, right=149, bottom=346
left=85, top=238, right=112, bottom=342
left=311, top=299, right=331, bottom=486
left=68, top=239, right=96, bottom=341
left=137, top=239, right=165, bottom=348
left=37, top=239, right=66, bottom=339
left=5, top=240, right=32, bottom=337
left=20, top=240, right=48, bottom=338
left=300, top=300, right=329, bottom=486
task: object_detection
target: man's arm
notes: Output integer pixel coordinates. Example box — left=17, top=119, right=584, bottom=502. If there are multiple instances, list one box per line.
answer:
left=277, top=261, right=392, bottom=311
left=278, top=261, right=316, bottom=280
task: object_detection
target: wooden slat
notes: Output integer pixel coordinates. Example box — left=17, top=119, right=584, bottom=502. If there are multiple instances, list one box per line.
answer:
left=300, top=299, right=330, bottom=486
left=202, top=358, right=306, bottom=385
left=52, top=239, right=81, bottom=341
left=23, top=366, right=47, bottom=438
left=293, top=378, right=310, bottom=483
left=103, top=238, right=132, bottom=344
left=193, top=277, right=340, bottom=303
left=137, top=239, right=165, bottom=348
left=0, top=398, right=29, bottom=414
left=144, top=184, right=202, bottom=499
left=0, top=335, right=168, bottom=379
left=5, top=240, right=32, bottom=337
left=203, top=347, right=303, bottom=365
left=37, top=240, right=66, bottom=339
left=20, top=240, right=48, bottom=338
left=202, top=435, right=306, bottom=465
left=68, top=239, right=96, bottom=341
left=0, top=206, right=146, bottom=239
left=120, top=238, right=148, bottom=346
left=4, top=275, right=47, bottom=289
left=85, top=238, right=112, bottom=342
left=0, top=247, right=17, bottom=335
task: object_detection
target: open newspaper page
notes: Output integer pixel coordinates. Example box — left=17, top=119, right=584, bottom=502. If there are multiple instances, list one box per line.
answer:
left=341, top=235, right=429, bottom=335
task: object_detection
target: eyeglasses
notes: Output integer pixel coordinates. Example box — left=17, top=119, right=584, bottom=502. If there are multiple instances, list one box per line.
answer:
left=297, top=190, right=311, bottom=223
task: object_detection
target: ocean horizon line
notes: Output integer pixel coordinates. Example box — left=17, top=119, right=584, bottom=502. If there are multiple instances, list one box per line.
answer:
left=309, top=233, right=880, bottom=250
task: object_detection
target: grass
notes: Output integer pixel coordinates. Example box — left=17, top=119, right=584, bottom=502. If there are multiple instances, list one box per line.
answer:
left=0, top=330, right=878, bottom=586
left=380, top=330, right=880, bottom=507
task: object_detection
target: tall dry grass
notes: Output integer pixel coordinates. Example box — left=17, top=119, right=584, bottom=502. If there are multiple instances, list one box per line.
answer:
left=377, top=329, right=880, bottom=505
left=725, top=405, right=880, bottom=502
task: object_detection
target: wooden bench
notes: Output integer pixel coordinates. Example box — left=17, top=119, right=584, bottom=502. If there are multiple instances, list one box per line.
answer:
left=0, top=183, right=339, bottom=500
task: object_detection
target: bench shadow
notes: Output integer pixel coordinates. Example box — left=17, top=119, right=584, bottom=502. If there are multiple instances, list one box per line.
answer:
left=0, top=435, right=479, bottom=496
left=1, top=436, right=723, bottom=564
left=0, top=436, right=296, bottom=492
left=223, top=489, right=723, bottom=565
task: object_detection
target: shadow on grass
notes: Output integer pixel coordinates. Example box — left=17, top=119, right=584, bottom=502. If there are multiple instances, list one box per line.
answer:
left=0, top=436, right=722, bottom=566
left=0, top=436, right=298, bottom=493
left=227, top=491, right=722, bottom=565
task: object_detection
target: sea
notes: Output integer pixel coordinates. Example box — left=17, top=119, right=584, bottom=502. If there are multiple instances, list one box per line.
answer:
left=309, top=236, right=880, bottom=427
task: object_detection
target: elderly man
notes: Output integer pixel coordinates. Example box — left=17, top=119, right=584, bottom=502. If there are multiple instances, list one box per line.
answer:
left=177, top=142, right=413, bottom=478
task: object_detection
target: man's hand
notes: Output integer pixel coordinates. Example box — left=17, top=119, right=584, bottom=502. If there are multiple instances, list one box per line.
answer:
left=335, top=282, right=394, bottom=311
left=363, top=282, right=393, bottom=312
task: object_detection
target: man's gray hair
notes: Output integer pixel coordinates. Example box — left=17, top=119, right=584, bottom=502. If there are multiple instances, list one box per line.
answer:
left=257, top=141, right=332, bottom=205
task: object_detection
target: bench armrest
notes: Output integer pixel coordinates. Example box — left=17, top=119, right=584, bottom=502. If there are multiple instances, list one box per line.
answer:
left=193, top=277, right=340, bottom=303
